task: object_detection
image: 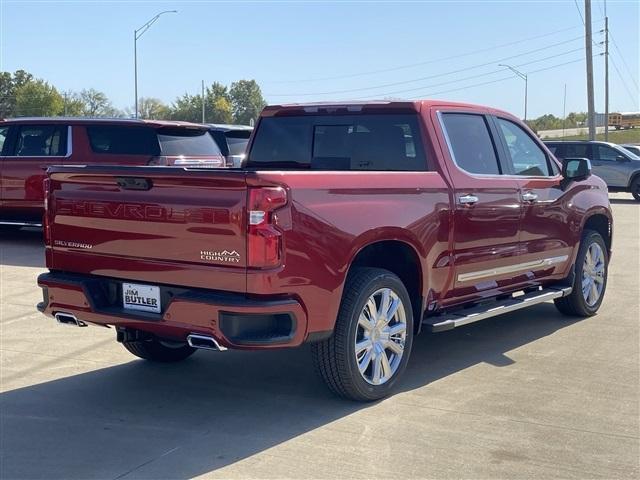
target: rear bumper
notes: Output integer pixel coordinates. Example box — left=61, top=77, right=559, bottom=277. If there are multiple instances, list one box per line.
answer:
left=37, top=272, right=309, bottom=350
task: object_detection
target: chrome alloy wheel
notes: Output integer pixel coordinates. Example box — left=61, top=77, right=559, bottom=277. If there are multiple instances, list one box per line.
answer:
left=354, top=288, right=407, bottom=386
left=582, top=242, right=605, bottom=307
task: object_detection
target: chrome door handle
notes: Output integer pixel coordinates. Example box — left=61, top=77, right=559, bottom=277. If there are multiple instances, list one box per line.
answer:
left=522, top=191, right=538, bottom=202
left=459, top=194, right=479, bottom=205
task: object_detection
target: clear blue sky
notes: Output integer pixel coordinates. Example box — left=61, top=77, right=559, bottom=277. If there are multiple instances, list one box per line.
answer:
left=1, top=0, right=638, bottom=118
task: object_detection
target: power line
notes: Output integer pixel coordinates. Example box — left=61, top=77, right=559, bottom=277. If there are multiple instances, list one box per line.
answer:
left=351, top=47, right=588, bottom=100
left=608, top=54, right=639, bottom=106
left=267, top=35, right=593, bottom=97
left=573, top=0, right=586, bottom=25
left=266, top=22, right=602, bottom=85
left=608, top=30, right=640, bottom=91
left=404, top=56, right=594, bottom=100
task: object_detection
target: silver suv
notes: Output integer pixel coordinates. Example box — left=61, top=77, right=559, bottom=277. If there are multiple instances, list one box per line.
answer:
left=545, top=140, right=640, bottom=201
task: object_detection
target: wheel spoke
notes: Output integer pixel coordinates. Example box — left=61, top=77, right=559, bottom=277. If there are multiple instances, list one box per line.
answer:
left=589, top=282, right=599, bottom=304
left=371, top=354, right=383, bottom=384
left=358, top=314, right=373, bottom=332
left=585, top=249, right=593, bottom=269
left=365, top=298, right=377, bottom=324
left=358, top=349, right=373, bottom=374
left=355, top=338, right=372, bottom=356
left=384, top=297, right=401, bottom=325
left=378, top=289, right=391, bottom=320
left=385, top=339, right=404, bottom=356
left=582, top=279, right=591, bottom=298
left=386, top=322, right=406, bottom=337
left=380, top=350, right=392, bottom=381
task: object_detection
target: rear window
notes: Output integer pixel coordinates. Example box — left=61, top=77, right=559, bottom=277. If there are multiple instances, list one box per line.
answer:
left=87, top=125, right=159, bottom=155
left=158, top=128, right=221, bottom=156
left=225, top=130, right=251, bottom=156
left=247, top=114, right=427, bottom=170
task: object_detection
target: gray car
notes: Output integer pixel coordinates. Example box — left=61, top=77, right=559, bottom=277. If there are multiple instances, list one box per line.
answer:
left=622, top=144, right=640, bottom=157
left=545, top=140, right=640, bottom=201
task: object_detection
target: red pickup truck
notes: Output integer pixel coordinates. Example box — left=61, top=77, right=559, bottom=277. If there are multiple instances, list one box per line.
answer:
left=37, top=100, right=612, bottom=401
left=0, top=118, right=224, bottom=226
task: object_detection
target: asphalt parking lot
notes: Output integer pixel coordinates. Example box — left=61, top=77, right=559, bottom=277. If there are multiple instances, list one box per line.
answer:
left=1, top=193, right=638, bottom=480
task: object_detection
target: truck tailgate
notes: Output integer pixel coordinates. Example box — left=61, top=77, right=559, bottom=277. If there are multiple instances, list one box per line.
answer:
left=46, top=166, right=247, bottom=292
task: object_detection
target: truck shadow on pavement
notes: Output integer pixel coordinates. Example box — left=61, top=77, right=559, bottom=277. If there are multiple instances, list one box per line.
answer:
left=0, top=227, right=45, bottom=268
left=0, top=303, right=581, bottom=480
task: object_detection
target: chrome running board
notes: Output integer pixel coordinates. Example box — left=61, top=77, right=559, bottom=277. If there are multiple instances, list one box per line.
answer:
left=423, top=286, right=572, bottom=333
left=0, top=220, right=42, bottom=227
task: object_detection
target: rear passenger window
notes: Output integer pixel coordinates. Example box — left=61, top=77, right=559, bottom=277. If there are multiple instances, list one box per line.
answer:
left=87, top=125, right=159, bottom=155
left=14, top=125, right=66, bottom=156
left=441, top=113, right=500, bottom=175
left=496, top=118, right=551, bottom=176
left=248, top=114, right=427, bottom=171
left=564, top=144, right=590, bottom=159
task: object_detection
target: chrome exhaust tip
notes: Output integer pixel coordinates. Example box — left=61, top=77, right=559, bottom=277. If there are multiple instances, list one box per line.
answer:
left=187, top=334, right=227, bottom=351
left=55, top=312, right=87, bottom=327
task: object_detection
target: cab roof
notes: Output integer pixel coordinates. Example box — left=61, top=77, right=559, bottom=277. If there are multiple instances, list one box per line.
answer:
left=261, top=99, right=516, bottom=119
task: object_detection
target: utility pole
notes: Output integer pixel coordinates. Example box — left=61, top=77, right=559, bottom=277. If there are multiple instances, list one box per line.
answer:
left=202, top=80, right=205, bottom=123
left=585, top=0, right=596, bottom=140
left=64, top=92, right=68, bottom=116
left=604, top=13, right=609, bottom=141
left=562, top=84, right=567, bottom=139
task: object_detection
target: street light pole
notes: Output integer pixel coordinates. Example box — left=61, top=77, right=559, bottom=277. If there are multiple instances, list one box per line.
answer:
left=499, top=63, right=528, bottom=122
left=134, top=10, right=177, bottom=118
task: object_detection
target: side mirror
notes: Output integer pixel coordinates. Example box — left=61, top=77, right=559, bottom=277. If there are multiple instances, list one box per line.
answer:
left=562, top=157, right=592, bottom=182
left=616, top=155, right=629, bottom=162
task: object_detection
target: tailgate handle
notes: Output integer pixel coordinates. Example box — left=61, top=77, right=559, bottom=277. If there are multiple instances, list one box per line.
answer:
left=116, top=177, right=153, bottom=191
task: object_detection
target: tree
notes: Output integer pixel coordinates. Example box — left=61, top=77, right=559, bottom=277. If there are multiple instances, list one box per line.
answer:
left=77, top=88, right=120, bottom=117
left=0, top=69, right=34, bottom=117
left=14, top=80, right=64, bottom=117
left=170, top=92, right=202, bottom=122
left=138, top=97, right=171, bottom=119
left=204, top=82, right=232, bottom=123
left=229, top=80, right=266, bottom=125
left=60, top=91, right=85, bottom=116
left=169, top=83, right=234, bottom=124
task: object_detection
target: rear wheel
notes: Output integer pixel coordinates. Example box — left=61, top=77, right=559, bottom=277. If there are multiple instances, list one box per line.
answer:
left=122, top=337, right=196, bottom=362
left=630, top=177, right=640, bottom=202
left=312, top=267, right=414, bottom=402
left=555, top=229, right=608, bottom=317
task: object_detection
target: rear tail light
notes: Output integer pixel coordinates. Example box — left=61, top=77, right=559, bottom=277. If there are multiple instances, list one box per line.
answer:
left=43, top=178, right=52, bottom=246
left=247, top=187, right=287, bottom=268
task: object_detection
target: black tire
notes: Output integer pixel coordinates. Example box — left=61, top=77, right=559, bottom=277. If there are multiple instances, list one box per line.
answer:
left=554, top=229, right=608, bottom=317
left=630, top=177, right=640, bottom=202
left=312, top=267, right=414, bottom=402
left=122, top=337, right=196, bottom=362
